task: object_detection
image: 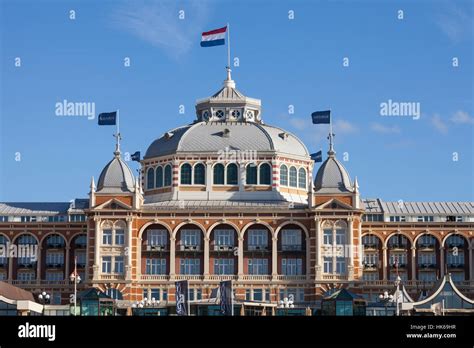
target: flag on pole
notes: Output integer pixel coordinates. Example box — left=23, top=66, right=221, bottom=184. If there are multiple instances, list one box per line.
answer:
left=130, top=151, right=140, bottom=162
left=200, top=26, right=227, bottom=47
left=98, top=112, right=117, bottom=125
left=311, top=110, right=331, bottom=124
left=175, top=280, right=189, bottom=316
left=219, top=280, right=233, bottom=316
left=310, top=150, right=323, bottom=163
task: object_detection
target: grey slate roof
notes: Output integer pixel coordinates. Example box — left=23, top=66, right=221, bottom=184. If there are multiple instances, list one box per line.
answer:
left=97, top=155, right=135, bottom=193
left=142, top=200, right=307, bottom=210
left=144, top=121, right=309, bottom=159
left=314, top=151, right=353, bottom=193
left=0, top=199, right=89, bottom=215
left=362, top=199, right=474, bottom=215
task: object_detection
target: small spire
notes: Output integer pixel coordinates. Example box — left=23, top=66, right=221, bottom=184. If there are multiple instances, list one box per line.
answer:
left=354, top=176, right=359, bottom=193
left=90, top=176, right=96, bottom=191
left=327, top=131, right=336, bottom=157
left=113, top=132, right=122, bottom=158
left=223, top=66, right=236, bottom=88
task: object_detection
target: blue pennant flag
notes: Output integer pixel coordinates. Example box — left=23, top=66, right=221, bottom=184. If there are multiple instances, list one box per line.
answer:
left=175, top=280, right=189, bottom=316
left=98, top=112, right=117, bottom=125
left=219, top=280, right=233, bottom=316
left=130, top=151, right=140, bottom=162
left=311, top=110, right=331, bottom=124
left=311, top=150, right=323, bottom=163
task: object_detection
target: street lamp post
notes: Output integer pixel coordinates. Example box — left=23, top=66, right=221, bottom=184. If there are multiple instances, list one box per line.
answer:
left=131, top=297, right=160, bottom=315
left=378, top=275, right=402, bottom=316
left=69, top=256, right=81, bottom=316
left=38, top=291, right=51, bottom=316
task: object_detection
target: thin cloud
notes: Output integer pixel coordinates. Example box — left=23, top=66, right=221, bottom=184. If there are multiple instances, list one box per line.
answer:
left=110, top=0, right=210, bottom=58
left=434, top=3, right=473, bottom=43
left=431, top=114, right=448, bottom=134
left=333, top=119, right=357, bottom=134
left=451, top=110, right=474, bottom=125
left=370, top=123, right=401, bottom=134
left=288, top=117, right=308, bottom=131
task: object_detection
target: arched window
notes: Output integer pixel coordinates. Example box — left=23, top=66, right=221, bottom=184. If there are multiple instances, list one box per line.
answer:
left=213, top=164, right=225, bottom=185
left=180, top=163, right=192, bottom=185
left=194, top=163, right=205, bottom=185
left=147, top=168, right=155, bottom=189
left=164, top=164, right=172, bottom=186
left=259, top=163, right=271, bottom=185
left=246, top=164, right=257, bottom=185
left=289, top=166, right=297, bottom=187
left=280, top=165, right=288, bottom=186
left=298, top=168, right=306, bottom=189
left=226, top=163, right=238, bottom=185
left=155, top=166, right=163, bottom=188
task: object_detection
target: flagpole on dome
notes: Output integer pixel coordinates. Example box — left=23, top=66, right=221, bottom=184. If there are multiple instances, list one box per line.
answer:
left=114, top=109, right=121, bottom=156
left=227, top=22, right=231, bottom=70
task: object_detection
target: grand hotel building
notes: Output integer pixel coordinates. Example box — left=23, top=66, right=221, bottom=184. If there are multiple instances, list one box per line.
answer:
left=0, top=69, right=473, bottom=307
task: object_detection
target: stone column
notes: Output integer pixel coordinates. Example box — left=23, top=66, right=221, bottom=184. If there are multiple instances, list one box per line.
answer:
left=411, top=246, right=416, bottom=280
left=93, top=217, right=100, bottom=280
left=238, top=237, right=244, bottom=277
left=315, top=218, right=322, bottom=279
left=169, top=237, right=176, bottom=277
left=205, top=161, right=212, bottom=192
left=439, top=246, right=445, bottom=277
left=239, top=163, right=245, bottom=192
left=8, top=256, right=13, bottom=281
left=272, top=237, right=278, bottom=277
left=382, top=247, right=388, bottom=280
left=204, top=237, right=210, bottom=277
left=126, top=217, right=133, bottom=280
left=348, top=218, right=354, bottom=267
left=65, top=247, right=70, bottom=281
left=469, top=246, right=473, bottom=281
left=36, top=245, right=42, bottom=283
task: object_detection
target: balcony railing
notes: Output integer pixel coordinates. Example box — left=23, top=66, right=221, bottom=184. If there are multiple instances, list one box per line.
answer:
left=418, top=243, right=435, bottom=250
left=175, top=275, right=204, bottom=281
left=363, top=244, right=379, bottom=250
left=239, top=275, right=272, bottom=281
left=212, top=245, right=235, bottom=252
left=140, top=275, right=169, bottom=281
left=99, top=274, right=125, bottom=280
left=273, top=275, right=307, bottom=281
left=207, top=275, right=238, bottom=281
left=246, top=245, right=269, bottom=252
left=447, top=263, right=465, bottom=269
left=321, top=274, right=348, bottom=281
left=45, top=263, right=64, bottom=268
left=418, top=263, right=437, bottom=269
left=144, top=244, right=168, bottom=252
left=179, top=245, right=201, bottom=252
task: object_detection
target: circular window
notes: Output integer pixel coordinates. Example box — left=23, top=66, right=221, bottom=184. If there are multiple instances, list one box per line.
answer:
left=202, top=110, right=209, bottom=120
left=246, top=110, right=254, bottom=120
left=231, top=110, right=241, bottom=118
left=215, top=110, right=225, bottom=119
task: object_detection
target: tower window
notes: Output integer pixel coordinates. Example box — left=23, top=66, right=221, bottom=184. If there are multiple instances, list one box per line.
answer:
left=180, top=163, right=192, bottom=185
left=289, top=166, right=297, bottom=187
left=226, top=163, right=238, bottom=185
left=155, top=166, right=163, bottom=188
left=246, top=164, right=257, bottom=185
left=164, top=164, right=172, bottom=186
left=213, top=164, right=225, bottom=185
left=194, top=163, right=206, bottom=185
left=215, top=110, right=224, bottom=119
left=280, top=165, right=288, bottom=186
left=259, top=163, right=271, bottom=185
left=147, top=168, right=155, bottom=189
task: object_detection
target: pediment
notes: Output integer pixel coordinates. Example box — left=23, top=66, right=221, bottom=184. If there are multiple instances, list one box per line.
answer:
left=316, top=198, right=354, bottom=211
left=94, top=198, right=132, bottom=211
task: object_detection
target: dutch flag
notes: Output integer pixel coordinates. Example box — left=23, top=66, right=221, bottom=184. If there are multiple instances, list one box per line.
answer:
left=200, top=26, right=227, bottom=47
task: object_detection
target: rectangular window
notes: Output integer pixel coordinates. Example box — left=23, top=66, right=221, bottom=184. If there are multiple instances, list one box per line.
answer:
left=389, top=216, right=406, bottom=222
left=418, top=272, right=436, bottom=282
left=102, top=230, right=112, bottom=245
left=362, top=272, right=379, bottom=281
left=147, top=229, right=168, bottom=247
left=335, top=230, right=346, bottom=245
left=363, top=253, right=378, bottom=267
left=247, top=259, right=268, bottom=275
left=265, top=289, right=270, bottom=302
left=323, top=229, right=332, bottom=245
left=456, top=216, right=463, bottom=222
left=17, top=272, right=35, bottom=281
left=418, top=253, right=436, bottom=265
left=181, top=230, right=201, bottom=247
left=215, top=230, right=234, bottom=246
left=45, top=272, right=64, bottom=281
left=389, top=253, right=407, bottom=266
left=102, top=256, right=112, bottom=273
left=146, top=259, right=167, bottom=275
left=46, top=252, right=64, bottom=265
left=281, top=230, right=302, bottom=250
left=447, top=252, right=464, bottom=265
left=248, top=230, right=268, bottom=250
left=335, top=257, right=346, bottom=274
left=253, top=289, right=263, bottom=301
left=115, top=229, right=125, bottom=245
left=245, top=289, right=251, bottom=301
left=281, top=258, right=303, bottom=275
left=214, top=258, right=234, bottom=275
left=323, top=257, right=332, bottom=273
left=76, top=251, right=86, bottom=266
left=180, top=258, right=201, bottom=275
left=114, top=256, right=124, bottom=273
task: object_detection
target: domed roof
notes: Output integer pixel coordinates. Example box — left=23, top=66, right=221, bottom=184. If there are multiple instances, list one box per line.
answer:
left=97, top=152, right=135, bottom=194
left=144, top=121, right=309, bottom=159
left=145, top=68, right=309, bottom=160
left=314, top=149, right=353, bottom=193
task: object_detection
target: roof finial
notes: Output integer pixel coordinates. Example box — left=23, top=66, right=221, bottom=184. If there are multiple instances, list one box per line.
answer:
left=327, top=130, right=336, bottom=157
left=223, top=66, right=236, bottom=88
left=113, top=132, right=122, bottom=158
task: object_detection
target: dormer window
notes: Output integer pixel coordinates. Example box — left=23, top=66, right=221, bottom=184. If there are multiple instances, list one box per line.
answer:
left=231, top=109, right=241, bottom=118
left=202, top=110, right=209, bottom=120
left=246, top=110, right=255, bottom=121
left=215, top=109, right=225, bottom=119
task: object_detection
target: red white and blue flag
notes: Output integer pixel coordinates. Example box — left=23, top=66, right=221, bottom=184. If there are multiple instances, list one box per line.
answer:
left=200, top=26, right=227, bottom=47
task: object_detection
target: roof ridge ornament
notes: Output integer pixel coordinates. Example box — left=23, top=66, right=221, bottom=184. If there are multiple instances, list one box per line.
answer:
left=223, top=66, right=236, bottom=89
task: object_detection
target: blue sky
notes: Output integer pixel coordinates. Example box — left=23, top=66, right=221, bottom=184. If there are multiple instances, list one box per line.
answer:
left=0, top=0, right=473, bottom=202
